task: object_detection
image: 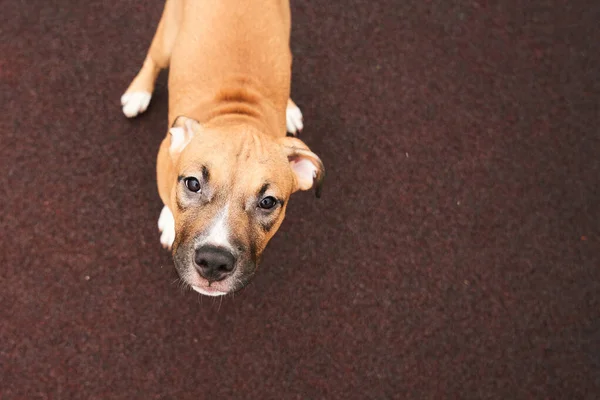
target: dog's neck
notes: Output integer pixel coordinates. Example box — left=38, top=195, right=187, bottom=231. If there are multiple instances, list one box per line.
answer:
left=203, top=113, right=278, bottom=139
left=169, top=74, right=286, bottom=138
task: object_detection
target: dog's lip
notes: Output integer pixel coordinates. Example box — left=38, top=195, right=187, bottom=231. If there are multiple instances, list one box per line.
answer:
left=192, top=285, right=228, bottom=297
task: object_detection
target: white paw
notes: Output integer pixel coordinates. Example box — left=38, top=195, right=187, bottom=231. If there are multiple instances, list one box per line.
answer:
left=157, top=206, right=175, bottom=250
left=121, top=91, right=152, bottom=118
left=286, top=100, right=304, bottom=135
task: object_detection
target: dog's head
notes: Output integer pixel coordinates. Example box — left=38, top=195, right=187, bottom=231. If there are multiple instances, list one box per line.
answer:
left=165, top=116, right=324, bottom=296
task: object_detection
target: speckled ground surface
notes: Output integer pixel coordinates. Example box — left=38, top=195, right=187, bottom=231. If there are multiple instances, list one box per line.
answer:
left=1, top=0, right=600, bottom=398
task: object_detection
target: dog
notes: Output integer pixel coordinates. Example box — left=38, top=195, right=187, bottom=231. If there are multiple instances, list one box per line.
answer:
left=121, top=0, right=324, bottom=296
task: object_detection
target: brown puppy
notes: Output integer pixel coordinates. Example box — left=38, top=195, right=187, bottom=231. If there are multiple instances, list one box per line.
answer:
left=121, top=0, right=324, bottom=296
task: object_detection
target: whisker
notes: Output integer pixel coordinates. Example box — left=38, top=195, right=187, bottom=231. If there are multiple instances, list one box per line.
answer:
left=217, top=295, right=223, bottom=312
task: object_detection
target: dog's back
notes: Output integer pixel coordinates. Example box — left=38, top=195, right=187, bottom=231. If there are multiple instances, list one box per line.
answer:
left=168, top=0, right=292, bottom=133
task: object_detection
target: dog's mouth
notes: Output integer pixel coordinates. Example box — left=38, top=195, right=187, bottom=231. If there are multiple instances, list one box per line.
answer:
left=177, top=263, right=253, bottom=296
left=191, top=285, right=228, bottom=297
left=184, top=271, right=236, bottom=296
left=185, top=268, right=255, bottom=297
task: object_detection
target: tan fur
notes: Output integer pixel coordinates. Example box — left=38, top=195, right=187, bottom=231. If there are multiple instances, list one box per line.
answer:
left=123, top=0, right=324, bottom=295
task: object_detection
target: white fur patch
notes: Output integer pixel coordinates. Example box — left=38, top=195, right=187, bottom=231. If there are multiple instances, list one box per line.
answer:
left=286, top=101, right=304, bottom=135
left=121, top=91, right=152, bottom=118
left=157, top=205, right=175, bottom=249
left=192, top=286, right=227, bottom=297
left=202, top=204, right=232, bottom=249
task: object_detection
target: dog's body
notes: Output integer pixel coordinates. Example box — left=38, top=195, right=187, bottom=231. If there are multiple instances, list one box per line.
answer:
left=122, top=0, right=324, bottom=296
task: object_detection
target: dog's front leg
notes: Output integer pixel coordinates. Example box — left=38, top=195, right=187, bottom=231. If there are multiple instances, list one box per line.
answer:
left=286, top=98, right=304, bottom=136
left=121, top=0, right=183, bottom=118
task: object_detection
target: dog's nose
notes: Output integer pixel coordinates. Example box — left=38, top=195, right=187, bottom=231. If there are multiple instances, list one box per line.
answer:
left=194, top=246, right=237, bottom=281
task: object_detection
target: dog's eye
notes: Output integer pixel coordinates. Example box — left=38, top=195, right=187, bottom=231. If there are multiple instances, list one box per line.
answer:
left=258, top=196, right=277, bottom=210
left=185, top=177, right=201, bottom=193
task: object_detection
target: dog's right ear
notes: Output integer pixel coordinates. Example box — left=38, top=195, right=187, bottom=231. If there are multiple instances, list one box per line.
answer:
left=169, top=116, right=202, bottom=157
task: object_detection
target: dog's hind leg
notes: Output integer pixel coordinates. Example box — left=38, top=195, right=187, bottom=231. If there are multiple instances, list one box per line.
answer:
left=121, top=0, right=183, bottom=118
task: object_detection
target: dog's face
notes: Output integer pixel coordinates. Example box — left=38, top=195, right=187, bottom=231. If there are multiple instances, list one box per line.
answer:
left=166, top=116, right=324, bottom=296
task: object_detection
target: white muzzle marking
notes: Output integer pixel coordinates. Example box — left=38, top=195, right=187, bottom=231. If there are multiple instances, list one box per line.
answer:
left=202, top=204, right=233, bottom=250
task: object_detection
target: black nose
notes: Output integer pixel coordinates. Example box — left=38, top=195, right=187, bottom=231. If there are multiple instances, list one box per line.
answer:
left=194, top=246, right=237, bottom=281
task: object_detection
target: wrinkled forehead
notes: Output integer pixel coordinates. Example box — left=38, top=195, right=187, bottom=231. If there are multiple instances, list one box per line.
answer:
left=178, top=129, right=294, bottom=194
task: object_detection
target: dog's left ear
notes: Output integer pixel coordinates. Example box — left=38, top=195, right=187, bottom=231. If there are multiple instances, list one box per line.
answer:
left=280, top=137, right=325, bottom=198
left=169, top=116, right=202, bottom=157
